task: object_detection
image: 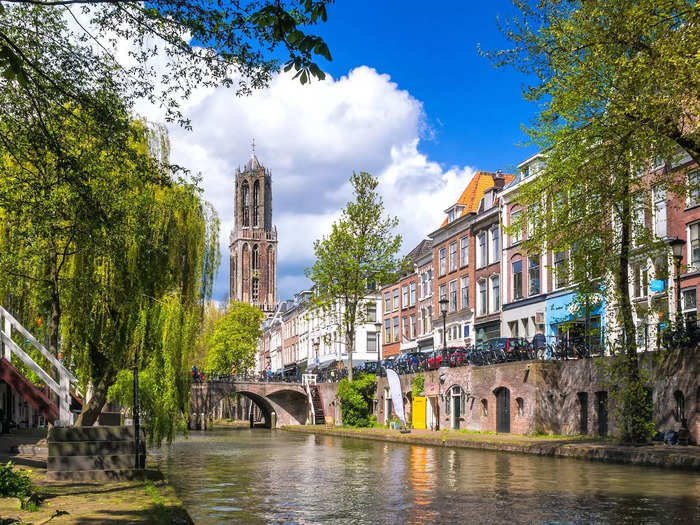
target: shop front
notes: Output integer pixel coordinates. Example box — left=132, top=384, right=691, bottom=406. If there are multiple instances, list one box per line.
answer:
left=545, top=291, right=605, bottom=346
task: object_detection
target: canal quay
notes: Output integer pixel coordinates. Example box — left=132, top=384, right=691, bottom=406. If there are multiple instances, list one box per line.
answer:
left=152, top=427, right=700, bottom=525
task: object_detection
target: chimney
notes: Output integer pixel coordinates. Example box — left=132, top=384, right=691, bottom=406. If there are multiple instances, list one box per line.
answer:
left=492, top=169, right=506, bottom=189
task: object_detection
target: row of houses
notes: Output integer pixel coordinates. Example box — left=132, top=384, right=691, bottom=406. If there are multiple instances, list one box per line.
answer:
left=381, top=150, right=700, bottom=358
left=258, top=149, right=699, bottom=375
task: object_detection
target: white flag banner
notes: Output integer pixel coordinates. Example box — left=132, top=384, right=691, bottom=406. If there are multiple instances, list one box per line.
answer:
left=386, top=368, right=406, bottom=426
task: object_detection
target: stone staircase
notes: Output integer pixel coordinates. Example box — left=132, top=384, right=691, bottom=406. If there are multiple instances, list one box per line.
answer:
left=47, top=426, right=146, bottom=481
left=309, top=385, right=325, bottom=425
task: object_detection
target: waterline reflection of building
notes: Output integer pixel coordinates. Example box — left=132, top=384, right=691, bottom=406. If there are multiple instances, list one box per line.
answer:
left=408, top=445, right=438, bottom=524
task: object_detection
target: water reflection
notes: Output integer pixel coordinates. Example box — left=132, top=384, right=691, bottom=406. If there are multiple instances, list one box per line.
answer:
left=152, top=428, right=700, bottom=525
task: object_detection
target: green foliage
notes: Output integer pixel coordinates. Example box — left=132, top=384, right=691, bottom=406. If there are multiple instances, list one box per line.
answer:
left=205, top=302, right=264, bottom=374
left=0, top=462, right=32, bottom=500
left=597, top=354, right=656, bottom=443
left=486, top=0, right=700, bottom=444
left=306, top=172, right=403, bottom=381
left=411, top=374, right=425, bottom=397
left=337, top=373, right=377, bottom=427
left=0, top=2, right=333, bottom=130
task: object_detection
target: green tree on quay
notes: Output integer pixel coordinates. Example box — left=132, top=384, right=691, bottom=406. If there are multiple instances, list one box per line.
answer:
left=306, top=172, right=403, bottom=382
left=204, top=302, right=264, bottom=375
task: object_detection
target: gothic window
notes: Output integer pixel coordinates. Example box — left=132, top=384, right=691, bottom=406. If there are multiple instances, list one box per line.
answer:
left=253, top=180, right=260, bottom=227
left=241, top=181, right=250, bottom=227
left=252, top=278, right=259, bottom=302
left=252, top=244, right=259, bottom=270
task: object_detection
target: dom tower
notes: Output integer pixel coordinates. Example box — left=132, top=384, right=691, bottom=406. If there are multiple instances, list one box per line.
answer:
left=229, top=151, right=278, bottom=315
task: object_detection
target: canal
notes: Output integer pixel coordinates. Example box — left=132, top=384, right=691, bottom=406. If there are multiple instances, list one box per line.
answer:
left=152, top=428, right=700, bottom=524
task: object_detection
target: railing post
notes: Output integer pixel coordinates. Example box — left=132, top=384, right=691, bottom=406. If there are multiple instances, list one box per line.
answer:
left=2, top=314, right=11, bottom=361
left=59, top=372, right=71, bottom=425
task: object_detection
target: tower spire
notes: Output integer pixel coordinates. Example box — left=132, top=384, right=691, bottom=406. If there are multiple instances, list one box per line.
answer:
left=251, top=137, right=256, bottom=157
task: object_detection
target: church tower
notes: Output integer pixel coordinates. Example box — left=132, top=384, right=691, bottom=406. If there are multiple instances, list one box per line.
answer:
left=229, top=150, right=277, bottom=315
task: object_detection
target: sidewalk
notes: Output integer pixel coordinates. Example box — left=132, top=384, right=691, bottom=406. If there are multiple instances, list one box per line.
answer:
left=0, top=435, right=192, bottom=524
left=284, top=425, right=700, bottom=471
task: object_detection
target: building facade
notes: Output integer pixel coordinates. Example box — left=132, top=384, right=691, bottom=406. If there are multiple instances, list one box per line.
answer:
left=229, top=154, right=278, bottom=315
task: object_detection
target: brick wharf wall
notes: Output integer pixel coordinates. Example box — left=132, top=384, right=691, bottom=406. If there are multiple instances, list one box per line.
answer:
left=373, top=351, right=698, bottom=437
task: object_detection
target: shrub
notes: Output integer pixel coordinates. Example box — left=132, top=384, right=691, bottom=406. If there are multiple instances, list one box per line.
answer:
left=0, top=461, right=33, bottom=500
left=337, top=373, right=376, bottom=427
left=411, top=374, right=425, bottom=397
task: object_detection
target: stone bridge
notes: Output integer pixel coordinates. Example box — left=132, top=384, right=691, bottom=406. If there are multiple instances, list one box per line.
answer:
left=190, top=381, right=309, bottom=429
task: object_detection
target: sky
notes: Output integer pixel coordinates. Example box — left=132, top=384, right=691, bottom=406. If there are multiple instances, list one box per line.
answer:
left=150, top=2, right=540, bottom=303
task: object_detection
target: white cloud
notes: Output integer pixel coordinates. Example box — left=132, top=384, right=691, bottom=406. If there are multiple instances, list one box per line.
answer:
left=146, top=66, right=477, bottom=302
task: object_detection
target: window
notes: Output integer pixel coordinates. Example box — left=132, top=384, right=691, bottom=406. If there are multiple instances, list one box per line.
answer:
left=439, top=247, right=446, bottom=276
left=511, top=211, right=521, bottom=244
left=460, top=276, right=469, bottom=309
left=528, top=256, right=540, bottom=296
left=403, top=317, right=410, bottom=339
left=449, top=242, right=457, bottom=272
left=410, top=282, right=416, bottom=306
left=632, top=192, right=646, bottom=245
left=393, top=316, right=399, bottom=342
left=690, top=223, right=700, bottom=268
left=410, top=315, right=416, bottom=338
left=367, top=302, right=377, bottom=322
left=393, top=289, right=399, bottom=310
left=385, top=319, right=391, bottom=342
left=653, top=186, right=667, bottom=238
left=253, top=180, right=259, bottom=227
left=241, top=181, right=250, bottom=227
left=427, top=269, right=433, bottom=296
left=401, top=285, right=408, bottom=308
left=439, top=283, right=447, bottom=304
left=554, top=251, right=568, bottom=288
left=491, top=227, right=500, bottom=263
left=460, top=237, right=468, bottom=267
left=384, top=292, right=390, bottom=312
left=449, top=280, right=457, bottom=312
left=367, top=332, right=377, bottom=352
left=421, top=273, right=427, bottom=299
left=478, top=280, right=487, bottom=315
left=491, top=275, right=500, bottom=312
left=512, top=260, right=523, bottom=300
left=632, top=264, right=648, bottom=298
left=688, top=169, right=700, bottom=207
left=682, top=287, right=697, bottom=329
left=447, top=208, right=455, bottom=223
left=478, top=233, right=487, bottom=267
left=516, top=398, right=524, bottom=417
left=481, top=399, right=488, bottom=417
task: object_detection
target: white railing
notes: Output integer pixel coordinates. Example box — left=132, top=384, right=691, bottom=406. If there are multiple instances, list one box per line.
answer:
left=302, top=374, right=317, bottom=423
left=0, top=306, right=77, bottom=425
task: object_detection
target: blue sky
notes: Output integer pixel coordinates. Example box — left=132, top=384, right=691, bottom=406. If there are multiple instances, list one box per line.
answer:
left=161, top=1, right=541, bottom=303
left=317, top=1, right=539, bottom=172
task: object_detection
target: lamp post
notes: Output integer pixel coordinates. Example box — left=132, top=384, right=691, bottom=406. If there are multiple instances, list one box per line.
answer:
left=374, top=320, right=382, bottom=377
left=667, top=237, right=686, bottom=324
left=312, top=340, right=319, bottom=370
left=439, top=297, right=449, bottom=364
left=133, top=345, right=141, bottom=469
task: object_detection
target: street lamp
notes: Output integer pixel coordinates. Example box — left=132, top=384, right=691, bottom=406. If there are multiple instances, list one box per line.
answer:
left=374, top=321, right=382, bottom=377
left=312, top=340, right=320, bottom=371
left=439, top=297, right=449, bottom=364
left=667, top=237, right=686, bottom=321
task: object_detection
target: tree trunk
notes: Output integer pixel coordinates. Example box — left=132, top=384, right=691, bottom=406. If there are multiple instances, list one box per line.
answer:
left=75, top=365, right=115, bottom=426
left=346, top=328, right=354, bottom=382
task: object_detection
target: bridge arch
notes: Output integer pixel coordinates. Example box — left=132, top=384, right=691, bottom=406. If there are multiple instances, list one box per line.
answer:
left=189, top=382, right=310, bottom=429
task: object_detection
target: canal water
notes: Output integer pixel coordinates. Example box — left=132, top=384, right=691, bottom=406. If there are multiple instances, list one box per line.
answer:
left=152, top=428, right=700, bottom=524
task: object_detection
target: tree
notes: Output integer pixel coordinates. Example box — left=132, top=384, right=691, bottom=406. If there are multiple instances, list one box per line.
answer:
left=486, top=0, right=700, bottom=442
left=205, top=302, right=264, bottom=374
left=0, top=1, right=333, bottom=128
left=306, top=172, right=403, bottom=382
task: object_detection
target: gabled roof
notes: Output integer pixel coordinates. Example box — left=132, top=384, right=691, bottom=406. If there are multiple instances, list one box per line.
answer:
left=407, top=239, right=433, bottom=261
left=440, top=171, right=514, bottom=227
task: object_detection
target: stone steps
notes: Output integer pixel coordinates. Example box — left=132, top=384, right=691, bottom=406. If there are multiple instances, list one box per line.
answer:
left=47, top=425, right=146, bottom=481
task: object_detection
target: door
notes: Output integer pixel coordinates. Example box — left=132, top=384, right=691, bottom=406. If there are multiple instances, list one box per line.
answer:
left=451, top=390, right=462, bottom=430
left=596, top=391, right=608, bottom=437
left=578, top=392, right=588, bottom=435
left=412, top=396, right=427, bottom=429
left=496, top=388, right=510, bottom=433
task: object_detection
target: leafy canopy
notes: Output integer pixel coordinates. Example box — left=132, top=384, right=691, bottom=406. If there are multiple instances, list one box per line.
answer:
left=205, top=302, right=264, bottom=374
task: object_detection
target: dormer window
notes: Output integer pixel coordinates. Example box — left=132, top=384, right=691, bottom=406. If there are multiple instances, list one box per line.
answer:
left=445, top=204, right=466, bottom=223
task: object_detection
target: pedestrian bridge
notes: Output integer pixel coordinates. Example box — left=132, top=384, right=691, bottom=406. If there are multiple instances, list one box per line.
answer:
left=189, top=380, right=310, bottom=429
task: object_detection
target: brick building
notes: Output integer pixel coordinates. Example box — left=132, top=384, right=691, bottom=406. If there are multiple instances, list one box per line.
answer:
left=415, top=241, right=435, bottom=353
left=229, top=154, right=278, bottom=315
